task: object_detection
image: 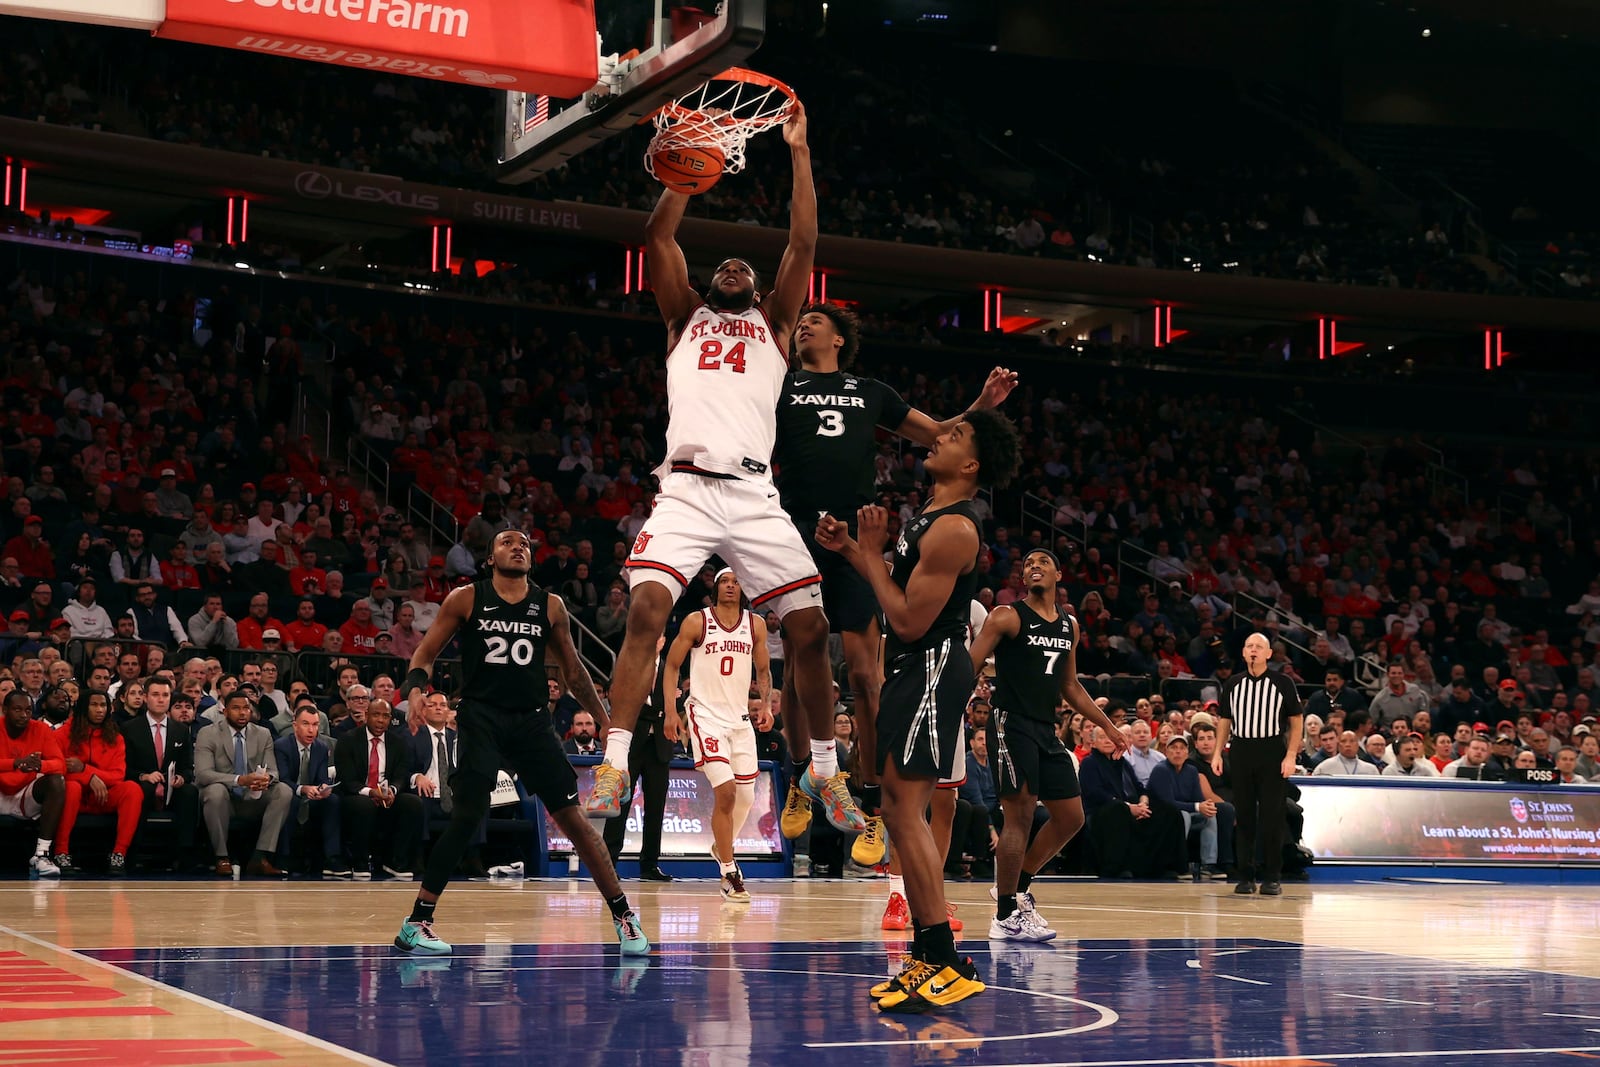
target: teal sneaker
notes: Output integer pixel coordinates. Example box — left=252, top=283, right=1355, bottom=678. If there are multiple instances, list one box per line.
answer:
left=613, top=910, right=651, bottom=957
left=394, top=919, right=452, bottom=955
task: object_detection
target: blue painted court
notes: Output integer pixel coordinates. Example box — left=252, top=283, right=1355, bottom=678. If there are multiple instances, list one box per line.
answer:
left=89, top=935, right=1600, bottom=1066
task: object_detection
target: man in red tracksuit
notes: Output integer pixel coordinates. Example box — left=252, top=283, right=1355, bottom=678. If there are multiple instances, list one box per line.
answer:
left=54, top=689, right=143, bottom=875
left=0, top=689, right=66, bottom=876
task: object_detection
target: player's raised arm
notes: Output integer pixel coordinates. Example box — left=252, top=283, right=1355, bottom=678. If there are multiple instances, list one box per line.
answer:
left=819, top=505, right=978, bottom=645
left=546, top=593, right=611, bottom=735
left=645, top=189, right=701, bottom=339
left=1057, top=618, right=1125, bottom=758
left=401, top=584, right=474, bottom=718
left=896, top=367, right=1020, bottom=448
left=765, top=102, right=815, bottom=347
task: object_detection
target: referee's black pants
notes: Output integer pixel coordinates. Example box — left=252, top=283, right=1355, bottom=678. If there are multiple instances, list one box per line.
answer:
left=1231, top=737, right=1287, bottom=882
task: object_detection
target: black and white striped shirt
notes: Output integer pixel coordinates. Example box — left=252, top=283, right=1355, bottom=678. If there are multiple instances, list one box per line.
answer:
left=1219, top=669, right=1302, bottom=740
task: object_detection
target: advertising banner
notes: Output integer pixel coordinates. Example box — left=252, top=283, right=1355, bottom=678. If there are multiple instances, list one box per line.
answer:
left=546, top=765, right=785, bottom=860
left=1301, top=779, right=1600, bottom=865
left=157, top=0, right=599, bottom=96
left=0, top=0, right=163, bottom=30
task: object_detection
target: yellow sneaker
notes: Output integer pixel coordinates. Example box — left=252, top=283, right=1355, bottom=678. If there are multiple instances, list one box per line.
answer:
left=585, top=763, right=630, bottom=818
left=870, top=955, right=935, bottom=1002
left=877, top=957, right=985, bottom=1014
left=780, top=779, right=812, bottom=840
left=851, top=815, right=888, bottom=867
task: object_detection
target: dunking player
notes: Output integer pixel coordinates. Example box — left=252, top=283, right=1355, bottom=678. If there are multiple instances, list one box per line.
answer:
left=587, top=104, right=865, bottom=839
left=967, top=549, right=1128, bottom=941
left=774, top=303, right=1017, bottom=873
left=817, top=408, right=1021, bottom=1013
left=394, top=529, right=648, bottom=957
left=661, top=568, right=772, bottom=902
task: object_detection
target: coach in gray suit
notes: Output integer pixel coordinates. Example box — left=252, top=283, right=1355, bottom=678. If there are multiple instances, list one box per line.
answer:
left=195, top=691, right=292, bottom=878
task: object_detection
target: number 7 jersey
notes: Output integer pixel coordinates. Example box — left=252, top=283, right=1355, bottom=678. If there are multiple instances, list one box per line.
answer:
left=661, top=303, right=789, bottom=482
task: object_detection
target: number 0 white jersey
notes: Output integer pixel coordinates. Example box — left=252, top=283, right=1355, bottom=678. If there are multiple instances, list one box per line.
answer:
left=688, top=607, right=756, bottom=720
left=659, top=303, right=787, bottom=482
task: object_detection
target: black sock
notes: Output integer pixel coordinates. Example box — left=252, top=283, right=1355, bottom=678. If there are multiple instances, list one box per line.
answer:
left=1017, top=869, right=1035, bottom=894
left=409, top=898, right=437, bottom=924
left=860, top=783, right=882, bottom=816
left=792, top=755, right=811, bottom=780
left=917, top=920, right=959, bottom=966
left=996, top=893, right=1018, bottom=920
left=607, top=892, right=632, bottom=920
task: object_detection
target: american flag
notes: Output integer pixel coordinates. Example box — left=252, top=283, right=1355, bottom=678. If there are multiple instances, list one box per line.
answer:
left=523, top=94, right=550, bottom=134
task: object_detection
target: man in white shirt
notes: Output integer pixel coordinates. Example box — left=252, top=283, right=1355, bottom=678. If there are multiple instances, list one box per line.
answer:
left=1123, top=719, right=1165, bottom=788
left=246, top=499, right=284, bottom=545
left=62, top=579, right=114, bottom=639
left=403, top=579, right=439, bottom=633
left=1382, top=734, right=1440, bottom=777
left=1312, top=732, right=1381, bottom=777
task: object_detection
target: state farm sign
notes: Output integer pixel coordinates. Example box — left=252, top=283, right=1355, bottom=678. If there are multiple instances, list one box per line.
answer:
left=157, top=0, right=598, bottom=96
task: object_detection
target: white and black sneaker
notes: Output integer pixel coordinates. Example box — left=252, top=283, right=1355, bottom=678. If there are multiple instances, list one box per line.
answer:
left=988, top=910, right=1057, bottom=942
left=990, top=886, right=1055, bottom=934
left=30, top=854, right=61, bottom=879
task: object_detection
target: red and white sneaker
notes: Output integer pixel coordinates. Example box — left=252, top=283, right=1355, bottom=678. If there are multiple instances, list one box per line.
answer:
left=882, top=890, right=910, bottom=931
left=946, top=900, right=963, bottom=933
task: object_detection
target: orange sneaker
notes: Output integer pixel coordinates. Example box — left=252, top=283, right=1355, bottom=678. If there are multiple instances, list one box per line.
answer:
left=882, top=891, right=910, bottom=931
left=585, top=763, right=630, bottom=818
left=946, top=901, right=963, bottom=933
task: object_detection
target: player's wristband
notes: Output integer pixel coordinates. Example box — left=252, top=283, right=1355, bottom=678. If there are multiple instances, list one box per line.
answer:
left=400, top=668, right=431, bottom=700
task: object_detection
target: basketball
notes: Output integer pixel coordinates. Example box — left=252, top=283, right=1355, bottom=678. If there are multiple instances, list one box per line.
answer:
left=651, top=144, right=725, bottom=195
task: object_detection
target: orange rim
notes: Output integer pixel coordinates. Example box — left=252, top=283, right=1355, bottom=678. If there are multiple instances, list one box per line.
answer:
left=650, top=67, right=798, bottom=128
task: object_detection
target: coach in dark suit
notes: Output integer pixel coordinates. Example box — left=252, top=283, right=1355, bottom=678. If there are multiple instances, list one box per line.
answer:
left=273, top=704, right=345, bottom=876
left=121, top=675, right=200, bottom=868
left=408, top=691, right=486, bottom=875
left=601, top=653, right=673, bottom=881
left=333, top=698, right=422, bottom=879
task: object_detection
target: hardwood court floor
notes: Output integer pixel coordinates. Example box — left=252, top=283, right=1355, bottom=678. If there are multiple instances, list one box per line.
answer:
left=3, top=876, right=1599, bottom=1066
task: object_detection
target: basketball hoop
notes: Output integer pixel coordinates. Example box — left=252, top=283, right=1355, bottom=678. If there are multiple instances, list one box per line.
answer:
left=646, top=68, right=797, bottom=182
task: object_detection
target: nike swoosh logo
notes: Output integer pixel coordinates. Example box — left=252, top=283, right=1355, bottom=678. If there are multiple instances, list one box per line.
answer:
left=928, top=978, right=956, bottom=996
left=793, top=378, right=811, bottom=386
left=566, top=792, right=578, bottom=801
left=1029, top=622, right=1044, bottom=630
left=484, top=605, right=500, bottom=613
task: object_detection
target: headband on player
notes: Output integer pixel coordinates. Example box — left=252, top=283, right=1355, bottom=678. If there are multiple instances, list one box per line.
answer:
left=714, top=567, right=737, bottom=584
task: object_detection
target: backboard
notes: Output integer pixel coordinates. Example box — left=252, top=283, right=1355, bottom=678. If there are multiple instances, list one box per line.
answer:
left=496, top=0, right=765, bottom=184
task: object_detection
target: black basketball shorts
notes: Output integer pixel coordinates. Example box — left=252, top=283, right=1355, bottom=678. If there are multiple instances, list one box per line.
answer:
left=876, top=636, right=974, bottom=779
left=454, top=703, right=580, bottom=813
left=988, top=709, right=1080, bottom=801
left=800, top=516, right=880, bottom=634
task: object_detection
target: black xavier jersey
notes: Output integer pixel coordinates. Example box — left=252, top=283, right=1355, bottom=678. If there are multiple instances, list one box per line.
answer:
left=774, top=369, right=911, bottom=523
left=460, top=578, right=550, bottom=710
left=992, top=601, right=1077, bottom=723
left=885, top=500, right=981, bottom=660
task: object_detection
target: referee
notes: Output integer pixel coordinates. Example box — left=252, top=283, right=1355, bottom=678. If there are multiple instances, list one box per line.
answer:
left=1213, top=632, right=1302, bottom=896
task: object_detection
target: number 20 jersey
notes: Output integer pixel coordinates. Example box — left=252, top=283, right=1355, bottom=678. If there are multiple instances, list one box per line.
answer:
left=660, top=303, right=788, bottom=482
left=774, top=369, right=910, bottom=525
left=460, top=578, right=550, bottom=711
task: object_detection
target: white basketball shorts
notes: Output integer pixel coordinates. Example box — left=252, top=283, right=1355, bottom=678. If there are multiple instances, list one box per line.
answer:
left=685, top=698, right=760, bottom=789
left=625, top=470, right=823, bottom=619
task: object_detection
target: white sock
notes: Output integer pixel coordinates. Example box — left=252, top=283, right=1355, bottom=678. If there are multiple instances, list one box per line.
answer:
left=718, top=858, right=738, bottom=877
left=35, top=839, right=51, bottom=857
left=809, top=739, right=838, bottom=778
left=889, top=874, right=905, bottom=899
left=603, top=730, right=633, bottom=768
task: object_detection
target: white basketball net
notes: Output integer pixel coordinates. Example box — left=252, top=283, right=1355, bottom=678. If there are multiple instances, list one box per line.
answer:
left=646, top=69, right=795, bottom=180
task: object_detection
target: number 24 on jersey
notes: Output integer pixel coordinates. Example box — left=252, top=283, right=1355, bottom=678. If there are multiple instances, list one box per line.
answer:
left=697, top=339, right=747, bottom=373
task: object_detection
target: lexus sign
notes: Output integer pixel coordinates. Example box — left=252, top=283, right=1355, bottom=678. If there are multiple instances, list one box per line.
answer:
left=292, top=169, right=442, bottom=212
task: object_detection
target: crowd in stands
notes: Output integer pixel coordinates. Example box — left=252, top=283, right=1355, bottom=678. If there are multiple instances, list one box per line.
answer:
left=2, top=18, right=1593, bottom=298
left=1, top=193, right=1599, bottom=880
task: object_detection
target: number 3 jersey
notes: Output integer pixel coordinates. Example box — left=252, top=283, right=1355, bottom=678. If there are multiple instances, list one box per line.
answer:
left=773, top=368, right=911, bottom=526
left=461, top=578, right=550, bottom=711
left=661, top=303, right=788, bottom=483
